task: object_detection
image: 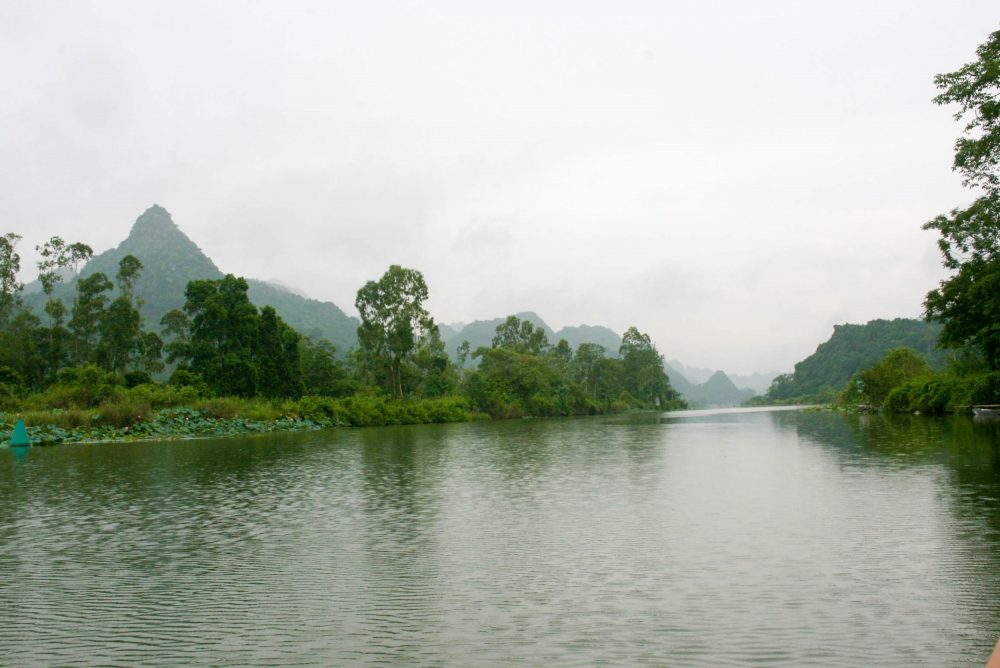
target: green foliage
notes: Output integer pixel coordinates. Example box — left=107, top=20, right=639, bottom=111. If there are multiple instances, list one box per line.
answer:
left=618, top=326, right=680, bottom=406
left=840, top=347, right=932, bottom=407
left=355, top=265, right=447, bottom=398
left=68, top=272, right=112, bottom=365
left=924, top=30, right=1000, bottom=370
left=492, top=315, right=551, bottom=354
left=924, top=195, right=1000, bottom=369
left=764, top=319, right=946, bottom=403
left=30, top=364, right=126, bottom=409
left=256, top=305, right=304, bottom=399
left=179, top=275, right=261, bottom=397
left=932, top=29, right=1000, bottom=193
left=299, top=337, right=356, bottom=397
left=464, top=320, right=683, bottom=418
left=0, top=233, right=23, bottom=329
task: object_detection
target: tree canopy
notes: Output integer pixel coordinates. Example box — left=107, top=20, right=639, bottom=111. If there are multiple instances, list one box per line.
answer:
left=355, top=265, right=446, bottom=398
left=924, top=29, right=1000, bottom=370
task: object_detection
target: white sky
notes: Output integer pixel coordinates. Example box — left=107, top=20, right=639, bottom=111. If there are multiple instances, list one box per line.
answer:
left=1, top=1, right=995, bottom=374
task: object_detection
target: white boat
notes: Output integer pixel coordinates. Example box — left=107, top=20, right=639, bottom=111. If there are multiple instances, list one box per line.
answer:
left=972, top=405, right=1000, bottom=419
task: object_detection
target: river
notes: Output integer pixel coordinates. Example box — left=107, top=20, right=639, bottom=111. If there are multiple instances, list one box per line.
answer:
left=1, top=407, right=999, bottom=666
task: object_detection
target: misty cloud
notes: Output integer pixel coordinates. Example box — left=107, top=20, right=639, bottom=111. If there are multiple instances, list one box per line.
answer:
left=1, top=0, right=993, bottom=374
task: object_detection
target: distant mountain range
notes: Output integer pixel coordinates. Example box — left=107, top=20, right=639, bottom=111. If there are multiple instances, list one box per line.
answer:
left=440, top=313, right=624, bottom=363
left=22, top=205, right=778, bottom=401
left=664, top=363, right=759, bottom=407
left=25, top=205, right=360, bottom=353
left=666, top=360, right=780, bottom=396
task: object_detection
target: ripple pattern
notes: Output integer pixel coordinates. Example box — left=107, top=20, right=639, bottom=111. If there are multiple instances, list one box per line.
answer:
left=1, top=412, right=999, bottom=665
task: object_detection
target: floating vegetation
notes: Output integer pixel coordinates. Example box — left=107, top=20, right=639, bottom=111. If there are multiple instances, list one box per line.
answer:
left=0, top=395, right=474, bottom=446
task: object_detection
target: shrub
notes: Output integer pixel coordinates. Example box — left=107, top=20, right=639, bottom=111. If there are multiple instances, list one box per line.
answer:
left=94, top=398, right=152, bottom=428
left=194, top=397, right=243, bottom=419
left=16, top=408, right=93, bottom=429
left=126, top=383, right=202, bottom=409
left=969, top=372, right=1000, bottom=404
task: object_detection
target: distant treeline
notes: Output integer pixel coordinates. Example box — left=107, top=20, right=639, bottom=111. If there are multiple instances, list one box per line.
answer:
left=0, top=241, right=685, bottom=434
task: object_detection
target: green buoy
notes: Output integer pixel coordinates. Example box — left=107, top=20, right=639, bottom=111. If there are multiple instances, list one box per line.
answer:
left=10, top=418, right=30, bottom=447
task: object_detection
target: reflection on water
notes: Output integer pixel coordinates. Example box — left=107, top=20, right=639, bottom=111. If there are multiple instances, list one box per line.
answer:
left=0, top=410, right=998, bottom=666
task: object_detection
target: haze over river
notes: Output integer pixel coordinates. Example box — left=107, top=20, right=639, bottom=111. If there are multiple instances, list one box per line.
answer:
left=2, top=408, right=999, bottom=666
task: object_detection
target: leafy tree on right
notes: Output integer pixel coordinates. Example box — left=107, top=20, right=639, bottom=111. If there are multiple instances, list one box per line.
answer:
left=924, top=29, right=1000, bottom=370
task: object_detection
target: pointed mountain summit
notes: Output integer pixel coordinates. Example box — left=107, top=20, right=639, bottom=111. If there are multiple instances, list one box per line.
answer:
left=79, top=206, right=224, bottom=322
left=43, top=205, right=359, bottom=353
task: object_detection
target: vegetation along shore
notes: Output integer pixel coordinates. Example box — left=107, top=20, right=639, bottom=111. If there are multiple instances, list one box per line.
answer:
left=0, top=241, right=685, bottom=445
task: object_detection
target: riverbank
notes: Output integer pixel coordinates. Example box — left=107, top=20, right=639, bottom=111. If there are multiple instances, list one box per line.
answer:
left=1, top=394, right=480, bottom=445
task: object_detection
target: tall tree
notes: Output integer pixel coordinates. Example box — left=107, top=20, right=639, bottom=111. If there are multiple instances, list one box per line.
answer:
left=619, top=326, right=677, bottom=406
left=0, top=233, right=23, bottom=330
left=181, top=275, right=261, bottom=397
left=355, top=265, right=439, bottom=398
left=35, top=236, right=92, bottom=378
left=924, top=29, right=1000, bottom=369
left=491, top=315, right=550, bottom=355
left=96, top=256, right=160, bottom=375
left=68, top=272, right=113, bottom=365
left=256, top=305, right=304, bottom=398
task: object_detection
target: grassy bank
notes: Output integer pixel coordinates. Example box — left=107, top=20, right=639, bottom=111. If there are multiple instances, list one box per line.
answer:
left=2, top=383, right=478, bottom=445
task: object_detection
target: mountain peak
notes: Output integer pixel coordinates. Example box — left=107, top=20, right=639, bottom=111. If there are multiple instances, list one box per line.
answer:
left=126, top=204, right=181, bottom=243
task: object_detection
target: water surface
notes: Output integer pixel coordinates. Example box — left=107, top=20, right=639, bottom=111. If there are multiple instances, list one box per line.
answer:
left=1, top=408, right=999, bottom=665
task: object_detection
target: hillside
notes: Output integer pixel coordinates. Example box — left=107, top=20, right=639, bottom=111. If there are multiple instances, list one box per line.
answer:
left=763, top=318, right=947, bottom=402
left=442, top=313, right=625, bottom=365
left=684, top=370, right=756, bottom=407
left=665, top=366, right=756, bottom=407
left=26, top=205, right=360, bottom=353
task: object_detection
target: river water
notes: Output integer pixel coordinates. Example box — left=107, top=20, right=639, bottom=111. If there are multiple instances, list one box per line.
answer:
left=1, top=407, right=999, bottom=666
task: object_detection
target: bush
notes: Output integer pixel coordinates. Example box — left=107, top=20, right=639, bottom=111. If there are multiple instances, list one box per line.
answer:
left=123, top=371, right=152, bottom=388
left=168, top=369, right=210, bottom=394
left=15, top=408, right=94, bottom=429
left=31, top=365, right=126, bottom=409
left=125, top=383, right=202, bottom=409
left=194, top=397, right=243, bottom=419
left=94, top=398, right=151, bottom=428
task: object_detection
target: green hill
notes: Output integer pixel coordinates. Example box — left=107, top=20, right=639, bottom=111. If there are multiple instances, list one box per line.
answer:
left=26, top=205, right=359, bottom=353
left=764, top=318, right=946, bottom=403
left=442, top=313, right=625, bottom=365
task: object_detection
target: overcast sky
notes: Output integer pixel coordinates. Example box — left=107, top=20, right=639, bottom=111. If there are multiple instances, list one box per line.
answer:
left=2, top=1, right=996, bottom=374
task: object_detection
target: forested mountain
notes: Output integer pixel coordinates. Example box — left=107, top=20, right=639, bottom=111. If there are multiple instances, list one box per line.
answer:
left=763, top=318, right=947, bottom=403
left=664, top=366, right=697, bottom=397
left=26, top=205, right=359, bottom=353
left=442, top=313, right=623, bottom=364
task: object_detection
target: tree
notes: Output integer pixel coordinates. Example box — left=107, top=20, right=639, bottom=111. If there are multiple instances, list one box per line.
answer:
left=572, top=342, right=607, bottom=400
left=932, top=29, right=1000, bottom=192
left=355, top=265, right=439, bottom=398
left=68, top=272, right=112, bottom=364
left=924, top=29, right=1000, bottom=369
left=256, top=305, right=304, bottom=399
left=35, top=236, right=92, bottom=378
left=0, top=233, right=23, bottom=329
left=180, top=275, right=261, bottom=397
left=841, top=347, right=932, bottom=407
left=95, top=256, right=157, bottom=375
left=116, top=254, right=143, bottom=304
left=491, top=315, right=550, bottom=355
left=619, top=326, right=678, bottom=406
left=300, top=337, right=355, bottom=397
